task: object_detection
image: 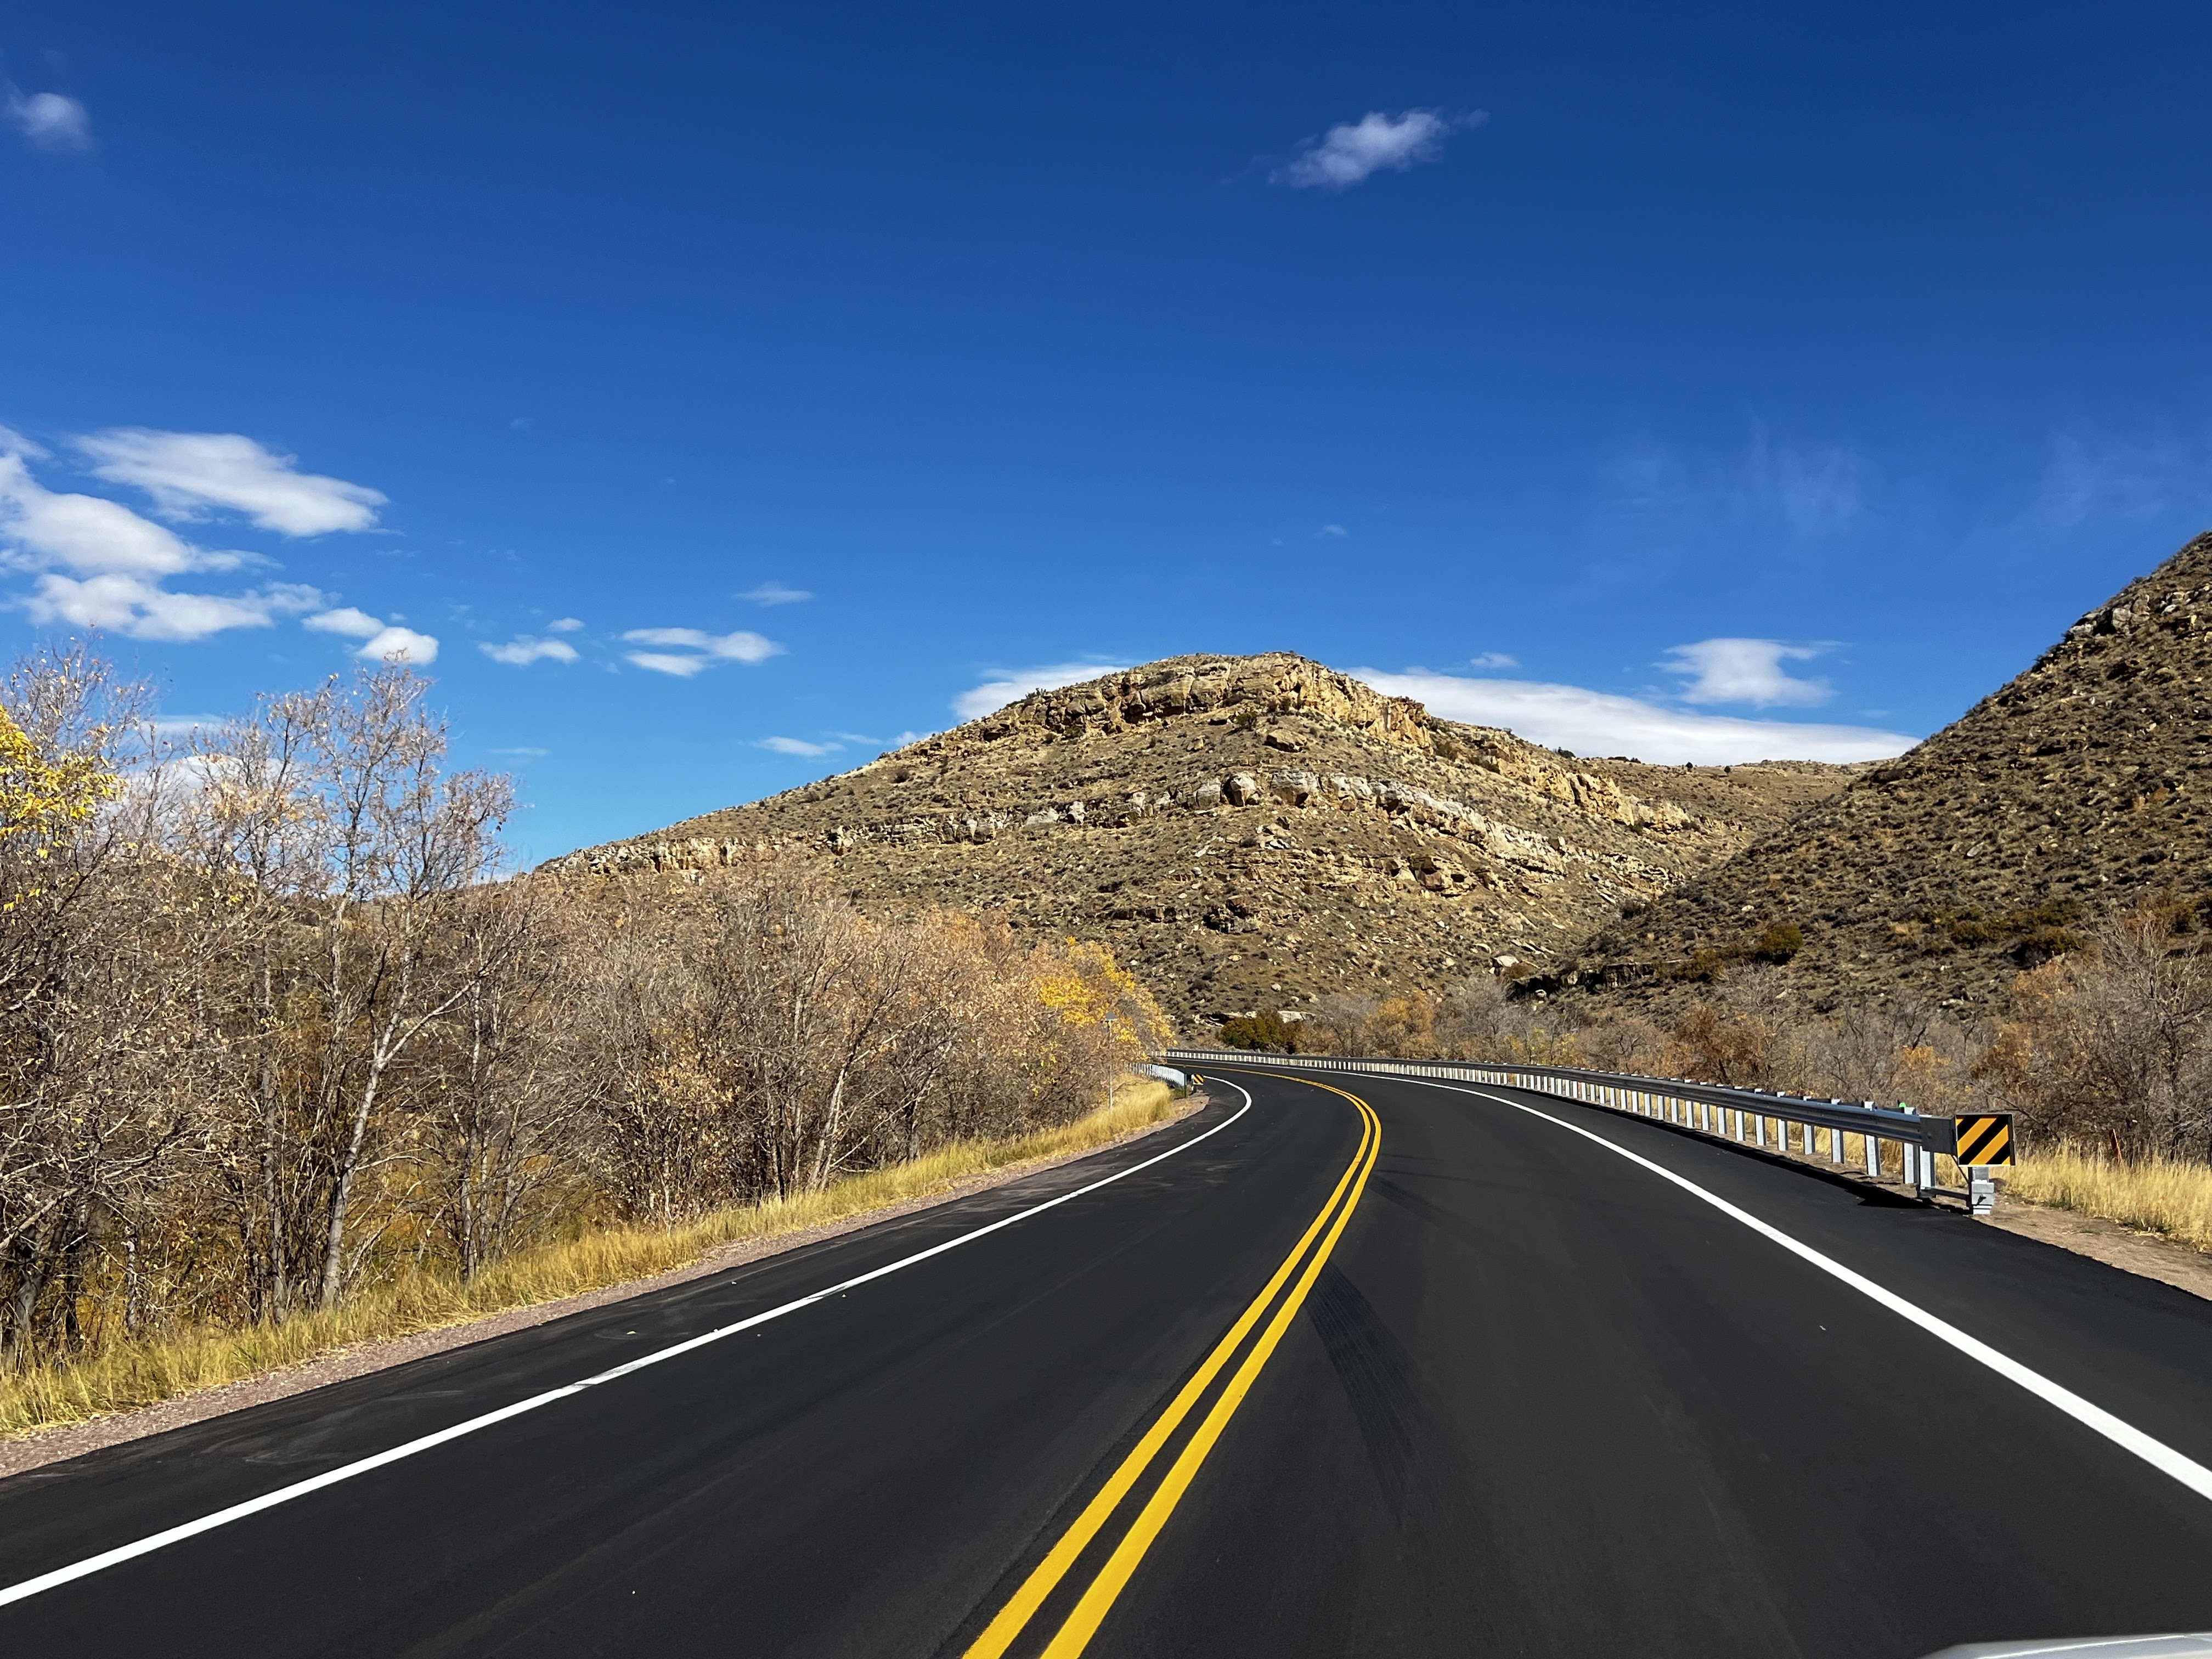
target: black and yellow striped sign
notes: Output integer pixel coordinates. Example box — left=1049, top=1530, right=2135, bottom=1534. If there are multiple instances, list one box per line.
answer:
left=1950, top=1113, right=2013, bottom=1166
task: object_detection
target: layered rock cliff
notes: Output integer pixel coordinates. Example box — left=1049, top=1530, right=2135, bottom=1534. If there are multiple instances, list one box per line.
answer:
left=546, top=653, right=1855, bottom=1028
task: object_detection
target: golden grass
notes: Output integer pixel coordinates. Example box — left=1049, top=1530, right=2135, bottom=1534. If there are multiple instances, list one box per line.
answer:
left=2000, top=1143, right=2212, bottom=1253
left=0, top=1078, right=1183, bottom=1441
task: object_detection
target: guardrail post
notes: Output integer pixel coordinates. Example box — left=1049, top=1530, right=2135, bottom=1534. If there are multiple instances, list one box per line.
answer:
left=1861, top=1107, right=1881, bottom=1178
left=1969, top=1166, right=1996, bottom=1216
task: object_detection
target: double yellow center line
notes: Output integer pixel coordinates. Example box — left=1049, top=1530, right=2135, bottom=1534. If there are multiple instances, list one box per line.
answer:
left=964, top=1076, right=1381, bottom=1659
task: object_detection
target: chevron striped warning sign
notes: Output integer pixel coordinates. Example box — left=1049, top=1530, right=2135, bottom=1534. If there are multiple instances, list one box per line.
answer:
left=1950, top=1113, right=2014, bottom=1166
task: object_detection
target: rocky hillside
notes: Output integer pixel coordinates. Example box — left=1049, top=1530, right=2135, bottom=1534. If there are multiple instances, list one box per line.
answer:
left=1554, top=531, right=2212, bottom=1013
left=546, top=653, right=1854, bottom=1029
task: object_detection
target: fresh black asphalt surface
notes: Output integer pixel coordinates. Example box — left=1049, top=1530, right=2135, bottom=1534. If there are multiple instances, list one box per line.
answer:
left=6, top=1066, right=2212, bottom=1656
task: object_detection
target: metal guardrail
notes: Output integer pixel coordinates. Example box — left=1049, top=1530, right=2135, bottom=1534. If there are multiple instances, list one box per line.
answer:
left=1163, top=1046, right=1999, bottom=1212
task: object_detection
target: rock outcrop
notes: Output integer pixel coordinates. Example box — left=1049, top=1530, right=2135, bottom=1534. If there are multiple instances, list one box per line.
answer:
left=545, top=653, right=1857, bottom=1028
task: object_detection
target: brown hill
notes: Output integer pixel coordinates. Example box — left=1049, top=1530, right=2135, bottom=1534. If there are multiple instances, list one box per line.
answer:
left=545, top=653, right=1855, bottom=1029
left=1553, top=531, right=2212, bottom=1013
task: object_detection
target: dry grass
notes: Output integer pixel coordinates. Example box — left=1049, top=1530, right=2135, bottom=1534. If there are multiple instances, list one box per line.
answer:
left=2001, top=1144, right=2212, bottom=1253
left=0, top=1079, right=1182, bottom=1440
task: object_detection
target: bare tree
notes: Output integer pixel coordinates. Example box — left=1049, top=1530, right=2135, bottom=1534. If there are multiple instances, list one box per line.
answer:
left=414, top=879, right=583, bottom=1278
left=179, top=668, right=515, bottom=1310
left=1982, top=903, right=2212, bottom=1155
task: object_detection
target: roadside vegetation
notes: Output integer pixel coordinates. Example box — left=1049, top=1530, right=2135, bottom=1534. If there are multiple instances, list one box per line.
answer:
left=1235, top=900, right=2212, bottom=1249
left=0, top=1081, right=1178, bottom=1437
left=0, top=647, right=1173, bottom=1436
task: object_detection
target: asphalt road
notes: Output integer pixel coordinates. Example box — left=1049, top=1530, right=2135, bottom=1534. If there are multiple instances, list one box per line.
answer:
left=7, top=1066, right=2212, bottom=1657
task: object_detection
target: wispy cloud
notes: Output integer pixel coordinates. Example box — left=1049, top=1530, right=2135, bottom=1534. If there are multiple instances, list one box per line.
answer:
left=481, top=634, right=579, bottom=667
left=2012, top=431, right=2212, bottom=539
left=1273, top=109, right=1483, bottom=191
left=546, top=617, right=584, bottom=633
left=76, top=429, right=386, bottom=536
left=0, top=440, right=331, bottom=640
left=756, top=736, right=839, bottom=757
left=1469, top=651, right=1518, bottom=670
left=490, top=746, right=549, bottom=758
left=953, top=661, right=1132, bottom=722
left=620, top=626, right=783, bottom=676
left=1318, top=523, right=1348, bottom=538
left=1607, top=427, right=1866, bottom=543
left=151, top=712, right=231, bottom=735
left=1660, top=638, right=1832, bottom=708
left=737, top=582, right=812, bottom=605
left=305, top=606, right=436, bottom=664
left=1356, top=667, right=1912, bottom=765
left=5, top=88, right=91, bottom=153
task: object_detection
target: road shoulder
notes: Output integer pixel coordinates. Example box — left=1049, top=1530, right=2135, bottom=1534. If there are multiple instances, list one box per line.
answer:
left=0, top=1093, right=1207, bottom=1484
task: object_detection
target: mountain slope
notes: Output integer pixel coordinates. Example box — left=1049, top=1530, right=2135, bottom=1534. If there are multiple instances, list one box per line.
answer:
left=546, top=653, right=1855, bottom=1028
left=1555, top=532, right=2212, bottom=1011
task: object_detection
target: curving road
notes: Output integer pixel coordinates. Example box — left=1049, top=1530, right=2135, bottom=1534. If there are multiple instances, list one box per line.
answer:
left=5, top=1066, right=2212, bottom=1656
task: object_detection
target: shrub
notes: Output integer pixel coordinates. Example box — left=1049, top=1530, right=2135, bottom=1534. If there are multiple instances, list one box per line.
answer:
left=1216, top=1011, right=1302, bottom=1052
left=2011, top=926, right=2080, bottom=968
left=1670, top=948, right=1728, bottom=984
left=1751, top=922, right=1805, bottom=963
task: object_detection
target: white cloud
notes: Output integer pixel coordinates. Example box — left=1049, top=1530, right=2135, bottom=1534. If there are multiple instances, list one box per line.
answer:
left=1273, top=109, right=1480, bottom=191
left=490, top=746, right=549, bottom=758
left=1355, top=667, right=1914, bottom=765
left=304, top=606, right=385, bottom=639
left=619, top=626, right=783, bottom=677
left=76, top=429, right=385, bottom=535
left=25, top=573, right=322, bottom=641
left=1469, top=651, right=1518, bottom=669
left=6, top=89, right=91, bottom=153
left=0, top=450, right=229, bottom=577
left=953, top=661, right=1132, bottom=722
left=738, top=582, right=812, bottom=605
left=756, top=736, right=840, bottom=757
left=1660, top=639, right=1832, bottom=708
left=0, top=441, right=334, bottom=639
left=546, top=617, right=584, bottom=633
left=306, top=606, right=436, bottom=663
left=1318, top=523, right=1348, bottom=538
left=0, top=435, right=378, bottom=641
left=356, top=625, right=437, bottom=665
left=625, top=651, right=710, bottom=678
left=481, top=635, right=579, bottom=666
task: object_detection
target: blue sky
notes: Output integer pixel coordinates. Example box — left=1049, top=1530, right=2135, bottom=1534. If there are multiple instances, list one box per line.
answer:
left=4, top=2, right=2209, bottom=861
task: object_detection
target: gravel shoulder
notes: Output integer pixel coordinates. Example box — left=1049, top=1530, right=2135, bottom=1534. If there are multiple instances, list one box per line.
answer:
left=1982, top=1195, right=2212, bottom=1304
left=0, top=1094, right=1204, bottom=1483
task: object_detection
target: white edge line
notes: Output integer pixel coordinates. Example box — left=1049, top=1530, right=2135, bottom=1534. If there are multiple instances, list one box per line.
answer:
left=0, top=1084, right=1256, bottom=1609
left=1385, top=1073, right=2212, bottom=1506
